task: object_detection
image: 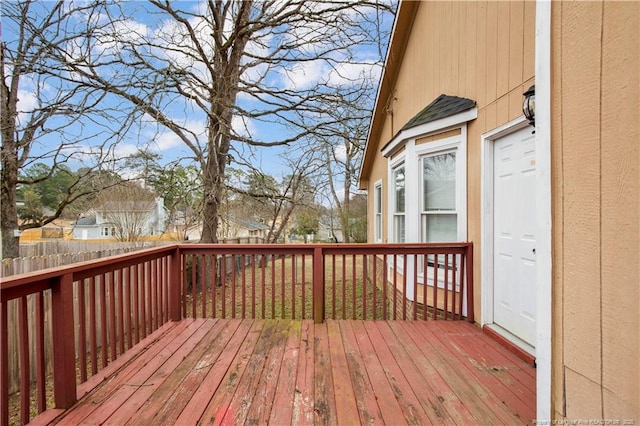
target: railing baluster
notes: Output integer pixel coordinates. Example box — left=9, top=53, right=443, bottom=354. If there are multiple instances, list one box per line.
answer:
left=331, top=254, right=336, bottom=319
left=261, top=255, right=266, bottom=319
left=301, top=255, right=306, bottom=320
left=100, top=274, right=108, bottom=367
left=231, top=255, right=237, bottom=319
left=89, top=276, right=97, bottom=375
left=201, top=256, right=207, bottom=319
left=372, top=255, right=378, bottom=320
left=432, top=259, right=438, bottom=320
left=452, top=254, right=458, bottom=319
left=280, top=255, right=285, bottom=319
left=291, top=254, right=296, bottom=320
left=402, top=255, right=407, bottom=320
left=412, top=254, right=418, bottom=321
left=423, top=255, right=428, bottom=321
left=133, top=265, right=140, bottom=344
left=211, top=255, right=217, bottom=318
left=251, top=255, right=256, bottom=320
left=1, top=301, right=9, bottom=426
left=118, top=268, right=125, bottom=354
left=382, top=254, right=387, bottom=320
left=351, top=254, right=356, bottom=320
left=271, top=254, right=275, bottom=319
left=109, top=271, right=117, bottom=361
left=221, top=255, right=227, bottom=318
left=444, top=254, right=449, bottom=320
left=392, top=255, right=397, bottom=320
left=341, top=254, right=346, bottom=320
left=18, top=296, right=30, bottom=424
left=363, top=255, right=368, bottom=320
left=35, top=292, right=46, bottom=413
left=78, top=279, right=87, bottom=383
left=241, top=255, right=246, bottom=319
left=125, top=268, right=132, bottom=350
left=140, top=264, right=147, bottom=339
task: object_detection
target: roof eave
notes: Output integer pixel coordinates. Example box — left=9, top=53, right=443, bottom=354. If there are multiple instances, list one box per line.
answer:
left=358, top=0, right=419, bottom=190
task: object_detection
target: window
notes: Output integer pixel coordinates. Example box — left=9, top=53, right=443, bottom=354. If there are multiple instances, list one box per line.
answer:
left=102, top=227, right=109, bottom=236
left=393, top=165, right=405, bottom=242
left=374, top=182, right=382, bottom=242
left=421, top=151, right=457, bottom=243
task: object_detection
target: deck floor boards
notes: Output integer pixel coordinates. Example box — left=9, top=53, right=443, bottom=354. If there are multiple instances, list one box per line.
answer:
left=43, top=319, right=535, bottom=425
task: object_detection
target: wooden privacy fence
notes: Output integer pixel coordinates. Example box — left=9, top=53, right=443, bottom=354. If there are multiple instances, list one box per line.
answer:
left=0, top=242, right=473, bottom=426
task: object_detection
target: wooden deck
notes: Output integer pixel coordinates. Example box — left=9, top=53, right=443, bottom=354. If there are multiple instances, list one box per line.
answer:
left=34, top=319, right=535, bottom=425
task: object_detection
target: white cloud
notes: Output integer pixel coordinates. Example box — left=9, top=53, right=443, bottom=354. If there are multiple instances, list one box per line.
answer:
left=232, top=115, right=257, bottom=138
left=334, top=145, right=347, bottom=162
left=281, top=60, right=329, bottom=91
left=327, top=61, right=382, bottom=87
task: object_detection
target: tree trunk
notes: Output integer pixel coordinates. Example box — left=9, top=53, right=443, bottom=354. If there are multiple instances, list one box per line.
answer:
left=0, top=137, right=20, bottom=258
left=0, top=175, right=20, bottom=258
left=200, top=151, right=221, bottom=244
left=341, top=169, right=352, bottom=243
left=0, top=52, right=20, bottom=258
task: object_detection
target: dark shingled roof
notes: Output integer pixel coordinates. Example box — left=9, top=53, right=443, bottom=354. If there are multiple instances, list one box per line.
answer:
left=400, top=94, right=476, bottom=132
left=75, top=216, right=97, bottom=226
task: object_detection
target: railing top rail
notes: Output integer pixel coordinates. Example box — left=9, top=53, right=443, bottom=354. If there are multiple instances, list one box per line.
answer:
left=177, top=242, right=472, bottom=252
left=1, top=242, right=472, bottom=302
left=1, top=245, right=178, bottom=301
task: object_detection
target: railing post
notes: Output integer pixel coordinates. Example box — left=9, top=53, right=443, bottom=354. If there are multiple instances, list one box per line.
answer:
left=313, top=247, right=325, bottom=324
left=169, top=247, right=182, bottom=322
left=1, top=301, right=9, bottom=426
left=51, top=272, right=77, bottom=409
left=466, top=243, right=474, bottom=323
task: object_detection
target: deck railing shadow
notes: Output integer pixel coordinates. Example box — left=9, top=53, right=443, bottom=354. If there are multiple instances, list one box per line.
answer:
left=0, top=242, right=472, bottom=425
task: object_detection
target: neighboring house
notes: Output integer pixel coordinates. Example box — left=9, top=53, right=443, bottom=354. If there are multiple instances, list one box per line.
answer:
left=218, top=216, right=270, bottom=241
left=317, top=214, right=344, bottom=243
left=359, top=1, right=638, bottom=422
left=73, top=197, right=167, bottom=240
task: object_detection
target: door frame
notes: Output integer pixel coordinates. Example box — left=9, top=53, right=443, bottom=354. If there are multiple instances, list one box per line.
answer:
left=480, top=116, right=532, bottom=336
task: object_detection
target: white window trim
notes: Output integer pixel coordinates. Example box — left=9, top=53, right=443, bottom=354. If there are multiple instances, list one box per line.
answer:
left=385, top=123, right=469, bottom=303
left=373, top=179, right=383, bottom=243
left=389, top=162, right=406, bottom=243
left=415, top=134, right=467, bottom=244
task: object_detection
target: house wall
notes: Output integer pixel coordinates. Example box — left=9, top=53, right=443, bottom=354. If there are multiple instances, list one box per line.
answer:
left=72, top=226, right=102, bottom=240
left=364, top=1, right=535, bottom=318
left=550, top=1, right=639, bottom=419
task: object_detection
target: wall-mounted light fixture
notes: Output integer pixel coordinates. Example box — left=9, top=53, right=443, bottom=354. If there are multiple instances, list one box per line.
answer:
left=522, top=84, right=535, bottom=128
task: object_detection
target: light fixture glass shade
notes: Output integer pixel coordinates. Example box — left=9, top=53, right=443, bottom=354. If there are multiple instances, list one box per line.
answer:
left=523, top=85, right=535, bottom=126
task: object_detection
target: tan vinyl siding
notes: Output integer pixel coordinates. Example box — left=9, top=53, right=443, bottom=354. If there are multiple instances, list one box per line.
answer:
left=551, top=1, right=639, bottom=419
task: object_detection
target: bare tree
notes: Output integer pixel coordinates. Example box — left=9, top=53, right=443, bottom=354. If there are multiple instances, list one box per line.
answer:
left=231, top=152, right=320, bottom=243
left=52, top=0, right=394, bottom=243
left=0, top=0, right=137, bottom=258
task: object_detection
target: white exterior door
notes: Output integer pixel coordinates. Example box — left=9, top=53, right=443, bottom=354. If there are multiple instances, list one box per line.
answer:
left=493, top=128, right=537, bottom=346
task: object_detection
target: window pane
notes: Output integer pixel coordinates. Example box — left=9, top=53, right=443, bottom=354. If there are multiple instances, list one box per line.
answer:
left=424, top=214, right=457, bottom=242
left=394, top=167, right=405, bottom=213
left=423, top=153, right=456, bottom=211
left=375, top=185, right=382, bottom=213
left=394, top=215, right=405, bottom=243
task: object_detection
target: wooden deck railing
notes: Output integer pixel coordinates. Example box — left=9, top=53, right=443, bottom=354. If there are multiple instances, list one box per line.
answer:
left=0, top=242, right=472, bottom=425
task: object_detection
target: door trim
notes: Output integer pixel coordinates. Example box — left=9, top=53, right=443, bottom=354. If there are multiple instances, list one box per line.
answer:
left=480, top=116, right=531, bottom=335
